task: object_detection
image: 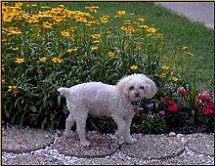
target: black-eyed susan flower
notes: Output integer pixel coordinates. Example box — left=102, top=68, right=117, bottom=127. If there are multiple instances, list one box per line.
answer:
left=90, top=46, right=98, bottom=51
left=85, top=6, right=99, bottom=13
left=52, top=57, right=62, bottom=63
left=67, top=48, right=78, bottom=53
left=106, top=51, right=115, bottom=58
left=15, top=58, right=24, bottom=64
left=172, top=76, right=179, bottom=82
left=182, top=46, right=188, bottom=50
left=91, top=34, right=101, bottom=39
left=8, top=86, right=17, bottom=92
left=161, top=65, right=170, bottom=70
left=61, top=31, right=70, bottom=37
left=12, top=47, right=19, bottom=51
left=100, top=15, right=109, bottom=23
left=115, top=10, right=126, bottom=17
left=146, top=27, right=157, bottom=33
left=137, top=17, right=144, bottom=22
left=139, top=25, right=149, bottom=29
left=185, top=51, right=194, bottom=56
left=43, top=22, right=52, bottom=29
left=39, top=57, right=48, bottom=63
left=160, top=72, right=167, bottom=78
left=130, top=65, right=138, bottom=71
left=92, top=40, right=100, bottom=44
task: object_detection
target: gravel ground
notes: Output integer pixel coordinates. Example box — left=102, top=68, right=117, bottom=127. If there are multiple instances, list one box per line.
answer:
left=2, top=125, right=214, bottom=165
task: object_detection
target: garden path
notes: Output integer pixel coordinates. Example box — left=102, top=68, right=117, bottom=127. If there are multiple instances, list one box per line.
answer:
left=155, top=2, right=214, bottom=29
left=2, top=126, right=214, bottom=165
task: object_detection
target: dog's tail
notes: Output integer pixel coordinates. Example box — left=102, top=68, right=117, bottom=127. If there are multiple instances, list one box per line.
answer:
left=57, top=87, right=70, bottom=97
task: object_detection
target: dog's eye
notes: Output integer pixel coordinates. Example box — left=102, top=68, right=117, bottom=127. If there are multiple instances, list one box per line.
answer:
left=139, top=86, right=144, bottom=90
left=129, top=86, right=134, bottom=90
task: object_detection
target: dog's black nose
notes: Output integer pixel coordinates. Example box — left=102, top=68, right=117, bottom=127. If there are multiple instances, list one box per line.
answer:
left=135, top=93, right=140, bottom=97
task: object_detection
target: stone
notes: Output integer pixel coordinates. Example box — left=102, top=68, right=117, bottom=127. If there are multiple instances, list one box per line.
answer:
left=2, top=126, right=54, bottom=153
left=185, top=133, right=214, bottom=156
left=2, top=153, right=63, bottom=165
left=53, top=133, right=120, bottom=158
left=121, top=134, right=185, bottom=159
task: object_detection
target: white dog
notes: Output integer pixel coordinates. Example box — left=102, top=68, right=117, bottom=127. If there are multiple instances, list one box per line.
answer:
left=58, top=74, right=157, bottom=146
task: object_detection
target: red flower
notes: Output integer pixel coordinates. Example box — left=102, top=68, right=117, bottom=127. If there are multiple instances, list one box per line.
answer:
left=166, top=99, right=174, bottom=105
left=168, top=104, right=179, bottom=112
left=203, top=109, right=214, bottom=116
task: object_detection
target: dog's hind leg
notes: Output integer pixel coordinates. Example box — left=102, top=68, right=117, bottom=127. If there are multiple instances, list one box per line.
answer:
left=64, top=113, right=75, bottom=137
left=75, top=108, right=90, bottom=146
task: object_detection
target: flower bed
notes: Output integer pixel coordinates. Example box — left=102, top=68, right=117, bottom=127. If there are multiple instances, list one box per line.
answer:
left=2, top=2, right=214, bottom=132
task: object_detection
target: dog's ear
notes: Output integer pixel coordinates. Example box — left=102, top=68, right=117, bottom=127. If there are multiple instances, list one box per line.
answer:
left=116, top=76, right=129, bottom=100
left=144, top=78, right=157, bottom=99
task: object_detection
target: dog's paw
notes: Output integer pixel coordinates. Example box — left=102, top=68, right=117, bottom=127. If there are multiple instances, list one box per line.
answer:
left=124, top=137, right=137, bottom=144
left=64, top=131, right=74, bottom=137
left=80, top=140, right=91, bottom=147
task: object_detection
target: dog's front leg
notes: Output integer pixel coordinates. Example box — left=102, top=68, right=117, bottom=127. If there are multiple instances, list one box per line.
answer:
left=112, top=116, right=126, bottom=139
left=123, top=116, right=137, bottom=144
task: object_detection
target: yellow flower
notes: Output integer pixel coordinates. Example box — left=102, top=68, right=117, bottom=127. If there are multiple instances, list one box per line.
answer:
left=52, top=57, right=62, bottom=63
left=135, top=47, right=141, bottom=52
left=182, top=46, right=188, bottom=50
left=12, top=47, right=19, bottom=51
left=8, top=86, right=17, bottom=92
left=15, top=58, right=24, bottom=64
left=67, top=48, right=78, bottom=53
left=100, top=15, right=109, bottom=23
left=124, top=20, right=131, bottom=25
left=160, top=72, right=167, bottom=78
left=106, top=51, right=115, bottom=58
left=139, top=25, right=149, bottom=29
left=2, top=5, right=9, bottom=13
left=2, top=37, right=7, bottom=42
left=130, top=65, right=138, bottom=71
left=39, top=57, right=48, bottom=63
left=120, top=26, right=135, bottom=34
left=6, top=27, right=22, bottom=35
left=92, top=40, right=100, bottom=44
left=146, top=27, right=157, bottom=33
left=185, top=51, right=194, bottom=56
left=58, top=5, right=65, bottom=8
left=43, top=22, right=52, bottom=29
left=91, top=34, right=101, bottom=39
left=161, top=65, right=170, bottom=70
left=137, top=17, right=144, bottom=22
left=172, top=76, right=179, bottom=82
left=61, top=31, right=70, bottom=37
left=90, top=46, right=98, bottom=51
left=85, top=6, right=99, bottom=13
left=116, top=10, right=126, bottom=17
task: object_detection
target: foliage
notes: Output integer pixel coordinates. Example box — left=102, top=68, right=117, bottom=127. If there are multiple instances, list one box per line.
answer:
left=2, top=2, right=214, bottom=133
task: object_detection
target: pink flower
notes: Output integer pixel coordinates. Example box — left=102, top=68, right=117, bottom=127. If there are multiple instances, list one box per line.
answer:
left=198, top=93, right=211, bottom=101
left=168, top=104, right=179, bottom=112
left=178, top=87, right=189, bottom=95
left=161, top=98, right=166, bottom=103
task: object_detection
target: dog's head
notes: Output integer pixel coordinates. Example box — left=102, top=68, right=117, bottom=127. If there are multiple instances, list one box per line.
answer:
left=116, top=74, right=157, bottom=102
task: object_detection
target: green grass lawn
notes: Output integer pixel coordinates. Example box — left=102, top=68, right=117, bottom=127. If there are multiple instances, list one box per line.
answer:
left=39, top=1, right=213, bottom=91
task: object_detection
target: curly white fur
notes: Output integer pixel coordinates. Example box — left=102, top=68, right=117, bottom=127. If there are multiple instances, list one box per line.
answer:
left=58, top=74, right=157, bottom=146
